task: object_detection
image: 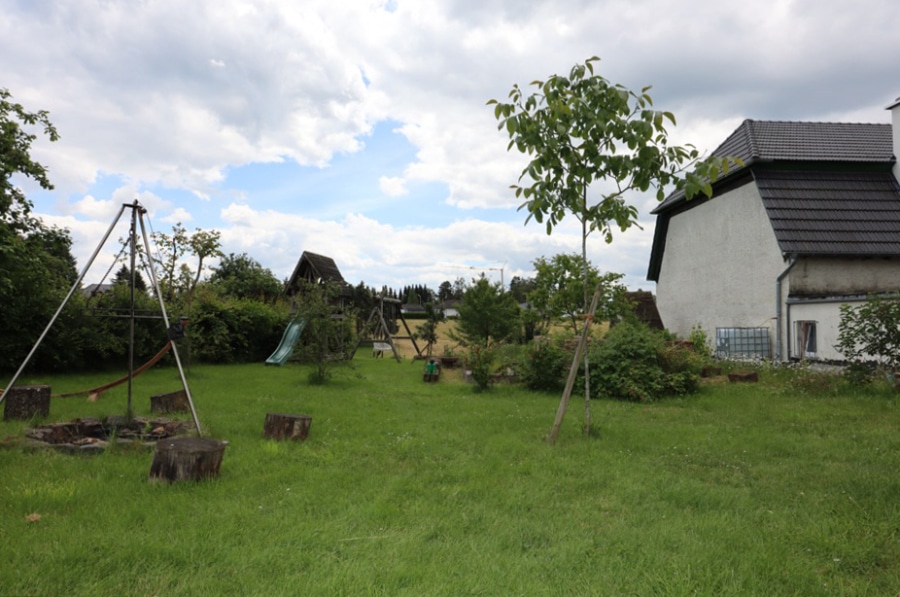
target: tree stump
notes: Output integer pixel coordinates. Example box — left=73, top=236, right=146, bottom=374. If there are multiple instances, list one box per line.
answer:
left=150, top=389, right=190, bottom=414
left=148, top=437, right=228, bottom=483
left=3, top=385, right=51, bottom=421
left=701, top=366, right=723, bottom=378
left=263, top=413, right=312, bottom=441
left=728, top=371, right=759, bottom=383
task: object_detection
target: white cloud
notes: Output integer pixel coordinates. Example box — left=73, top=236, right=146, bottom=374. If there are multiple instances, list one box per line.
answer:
left=5, top=0, right=900, bottom=295
left=379, top=176, right=408, bottom=197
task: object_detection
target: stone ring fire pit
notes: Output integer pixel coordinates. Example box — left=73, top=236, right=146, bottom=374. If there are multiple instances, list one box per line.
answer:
left=17, top=416, right=194, bottom=455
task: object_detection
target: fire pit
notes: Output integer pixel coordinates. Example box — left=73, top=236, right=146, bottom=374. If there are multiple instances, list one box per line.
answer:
left=11, top=416, right=194, bottom=455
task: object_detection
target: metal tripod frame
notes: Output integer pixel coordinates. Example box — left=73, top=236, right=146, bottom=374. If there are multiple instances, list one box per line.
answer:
left=0, top=200, right=202, bottom=435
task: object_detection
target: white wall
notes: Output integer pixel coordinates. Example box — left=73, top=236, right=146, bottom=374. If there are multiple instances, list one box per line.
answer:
left=655, top=183, right=787, bottom=351
left=790, top=257, right=900, bottom=296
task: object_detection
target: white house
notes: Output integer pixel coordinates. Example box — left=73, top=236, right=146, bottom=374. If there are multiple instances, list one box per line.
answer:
left=647, top=98, right=900, bottom=362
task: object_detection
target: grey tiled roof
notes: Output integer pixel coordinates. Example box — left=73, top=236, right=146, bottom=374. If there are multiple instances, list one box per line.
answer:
left=712, top=120, right=893, bottom=164
left=757, top=170, right=900, bottom=255
left=654, top=120, right=894, bottom=213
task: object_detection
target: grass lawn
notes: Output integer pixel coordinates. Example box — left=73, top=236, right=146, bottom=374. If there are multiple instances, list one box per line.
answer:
left=1, top=355, right=899, bottom=596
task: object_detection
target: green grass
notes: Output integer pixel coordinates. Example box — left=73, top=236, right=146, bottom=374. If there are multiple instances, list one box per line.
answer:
left=1, top=358, right=899, bottom=596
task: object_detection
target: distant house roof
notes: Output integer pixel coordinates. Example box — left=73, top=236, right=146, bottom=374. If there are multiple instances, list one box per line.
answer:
left=83, top=283, right=113, bottom=298
left=285, top=251, right=345, bottom=294
left=624, top=291, right=664, bottom=330
left=648, top=120, right=900, bottom=280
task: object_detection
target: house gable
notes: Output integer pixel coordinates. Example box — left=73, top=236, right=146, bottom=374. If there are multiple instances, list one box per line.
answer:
left=648, top=112, right=900, bottom=361
left=649, top=120, right=898, bottom=280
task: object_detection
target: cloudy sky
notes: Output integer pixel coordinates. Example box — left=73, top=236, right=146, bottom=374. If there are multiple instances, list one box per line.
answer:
left=4, top=0, right=900, bottom=293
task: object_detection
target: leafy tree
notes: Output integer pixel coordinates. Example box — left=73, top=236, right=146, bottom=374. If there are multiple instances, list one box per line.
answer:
left=150, top=223, right=222, bottom=305
left=488, top=57, right=732, bottom=292
left=0, top=90, right=87, bottom=373
left=489, top=57, right=734, bottom=434
left=452, top=276, right=520, bottom=347
left=0, top=88, right=59, bottom=231
left=208, top=252, right=282, bottom=303
left=112, top=264, right=148, bottom=293
left=438, top=280, right=453, bottom=302
left=508, top=275, right=536, bottom=304
left=413, top=302, right=445, bottom=356
left=529, top=253, right=627, bottom=334
left=291, top=280, right=355, bottom=384
left=836, top=297, right=900, bottom=373
left=0, top=225, right=85, bottom=372
left=451, top=277, right=467, bottom=300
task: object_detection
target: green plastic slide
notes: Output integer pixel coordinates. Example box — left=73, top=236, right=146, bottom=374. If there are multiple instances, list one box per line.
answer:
left=265, top=318, right=306, bottom=366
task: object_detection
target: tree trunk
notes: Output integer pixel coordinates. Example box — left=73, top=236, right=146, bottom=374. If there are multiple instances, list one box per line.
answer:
left=148, top=437, right=227, bottom=483
left=150, top=389, right=190, bottom=414
left=3, top=385, right=51, bottom=421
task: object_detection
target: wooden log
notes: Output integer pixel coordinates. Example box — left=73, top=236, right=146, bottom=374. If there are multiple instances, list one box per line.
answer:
left=728, top=371, right=759, bottom=383
left=150, top=389, right=190, bottom=414
left=3, top=385, right=51, bottom=421
left=148, top=437, right=228, bottom=483
left=263, top=413, right=312, bottom=441
left=701, top=366, right=723, bottom=378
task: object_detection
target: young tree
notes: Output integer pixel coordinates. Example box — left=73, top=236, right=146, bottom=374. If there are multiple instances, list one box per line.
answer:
left=529, top=253, right=626, bottom=334
left=453, top=276, right=520, bottom=347
left=413, top=302, right=445, bottom=357
left=488, top=57, right=734, bottom=435
left=292, top=280, right=354, bottom=384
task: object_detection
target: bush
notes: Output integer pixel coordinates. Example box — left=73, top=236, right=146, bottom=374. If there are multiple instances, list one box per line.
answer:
left=189, top=294, right=286, bottom=364
left=587, top=321, right=700, bottom=402
left=520, top=336, right=569, bottom=392
left=464, top=344, right=495, bottom=393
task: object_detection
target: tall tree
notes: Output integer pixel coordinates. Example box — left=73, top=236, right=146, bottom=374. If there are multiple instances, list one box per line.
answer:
left=0, top=90, right=85, bottom=372
left=438, top=280, right=453, bottom=302
left=489, top=57, right=735, bottom=435
left=0, top=88, right=59, bottom=232
left=208, top=252, right=282, bottom=303
left=150, top=223, right=222, bottom=304
left=508, top=275, right=536, bottom=304
left=112, top=264, right=148, bottom=293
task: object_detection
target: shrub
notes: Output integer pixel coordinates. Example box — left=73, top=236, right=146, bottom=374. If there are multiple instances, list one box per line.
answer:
left=464, top=344, right=495, bottom=393
left=836, top=296, right=900, bottom=370
left=520, top=336, right=569, bottom=392
left=189, top=295, right=286, bottom=364
left=587, top=321, right=700, bottom=402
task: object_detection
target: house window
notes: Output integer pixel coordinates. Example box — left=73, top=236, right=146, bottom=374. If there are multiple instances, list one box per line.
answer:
left=795, top=321, right=817, bottom=359
left=715, top=327, right=771, bottom=360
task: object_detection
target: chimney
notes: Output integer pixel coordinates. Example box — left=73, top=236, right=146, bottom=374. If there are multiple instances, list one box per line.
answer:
left=890, top=97, right=900, bottom=182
